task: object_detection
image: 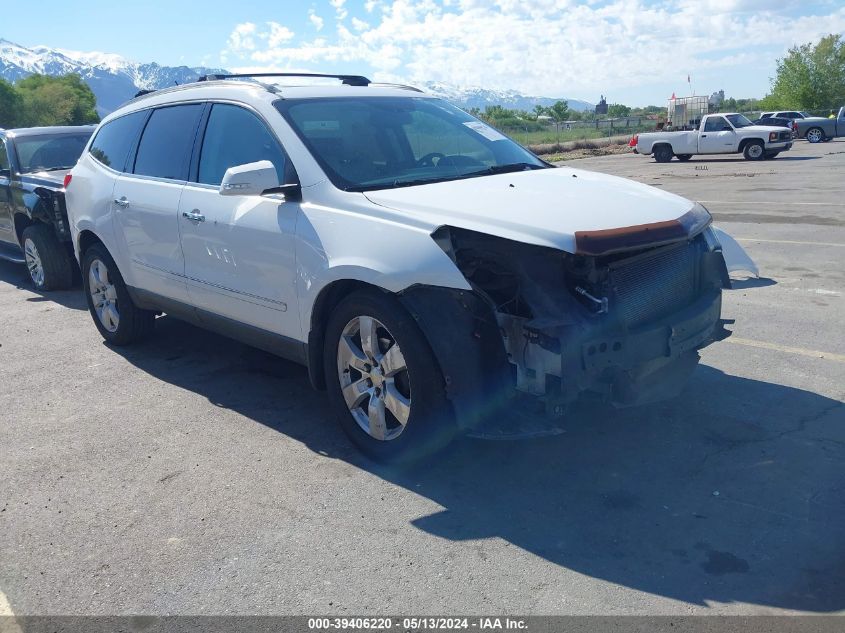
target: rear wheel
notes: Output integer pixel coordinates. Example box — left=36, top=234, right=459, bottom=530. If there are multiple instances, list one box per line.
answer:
left=805, top=127, right=824, bottom=143
left=653, top=145, right=673, bottom=163
left=743, top=141, right=765, bottom=160
left=21, top=224, right=74, bottom=291
left=676, top=154, right=692, bottom=161
left=81, top=243, right=155, bottom=345
left=324, top=289, right=455, bottom=463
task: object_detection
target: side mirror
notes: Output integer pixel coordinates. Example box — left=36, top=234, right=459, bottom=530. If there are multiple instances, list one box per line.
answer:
left=219, top=160, right=280, bottom=197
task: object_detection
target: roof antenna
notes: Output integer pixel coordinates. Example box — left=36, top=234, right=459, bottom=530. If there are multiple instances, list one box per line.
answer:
left=174, top=80, right=180, bottom=86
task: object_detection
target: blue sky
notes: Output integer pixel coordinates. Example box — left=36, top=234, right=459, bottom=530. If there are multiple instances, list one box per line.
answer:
left=4, top=0, right=845, bottom=106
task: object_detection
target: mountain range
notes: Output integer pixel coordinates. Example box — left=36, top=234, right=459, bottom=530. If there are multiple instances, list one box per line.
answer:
left=0, top=39, right=593, bottom=116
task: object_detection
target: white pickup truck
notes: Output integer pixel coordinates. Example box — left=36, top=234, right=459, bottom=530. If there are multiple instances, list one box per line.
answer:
left=634, top=113, right=794, bottom=162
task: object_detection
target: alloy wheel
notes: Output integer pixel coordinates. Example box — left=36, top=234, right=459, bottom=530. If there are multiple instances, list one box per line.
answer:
left=336, top=315, right=412, bottom=441
left=806, top=128, right=823, bottom=143
left=88, top=258, right=120, bottom=333
left=23, top=238, right=44, bottom=287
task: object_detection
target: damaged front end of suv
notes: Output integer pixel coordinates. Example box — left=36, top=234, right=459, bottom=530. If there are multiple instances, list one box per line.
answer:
left=399, top=204, right=731, bottom=432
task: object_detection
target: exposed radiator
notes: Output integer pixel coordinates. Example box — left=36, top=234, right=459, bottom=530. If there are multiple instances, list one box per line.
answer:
left=609, top=239, right=700, bottom=328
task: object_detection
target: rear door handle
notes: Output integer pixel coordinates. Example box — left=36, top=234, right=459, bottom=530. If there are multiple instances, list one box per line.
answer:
left=113, top=197, right=130, bottom=208
left=182, top=209, right=205, bottom=223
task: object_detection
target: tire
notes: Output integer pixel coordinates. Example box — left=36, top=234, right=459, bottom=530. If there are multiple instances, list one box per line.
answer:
left=21, top=224, right=74, bottom=291
left=653, top=145, right=673, bottom=163
left=81, top=242, right=155, bottom=345
left=743, top=140, right=765, bottom=161
left=763, top=150, right=780, bottom=159
left=805, top=127, right=824, bottom=143
left=323, top=289, right=455, bottom=463
left=676, top=154, right=692, bottom=161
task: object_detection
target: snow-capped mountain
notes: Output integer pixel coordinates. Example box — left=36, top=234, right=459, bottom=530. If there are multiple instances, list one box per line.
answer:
left=419, top=81, right=592, bottom=112
left=0, top=40, right=593, bottom=116
left=0, top=39, right=227, bottom=116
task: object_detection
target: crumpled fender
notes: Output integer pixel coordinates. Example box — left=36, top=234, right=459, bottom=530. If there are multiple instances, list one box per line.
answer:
left=712, top=226, right=759, bottom=278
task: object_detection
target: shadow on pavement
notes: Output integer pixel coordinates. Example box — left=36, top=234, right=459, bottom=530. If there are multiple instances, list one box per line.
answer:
left=729, top=277, right=777, bottom=290
left=113, top=315, right=845, bottom=613
left=0, top=258, right=86, bottom=311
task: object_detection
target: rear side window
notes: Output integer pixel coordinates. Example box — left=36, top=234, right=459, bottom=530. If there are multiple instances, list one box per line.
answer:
left=89, top=111, right=147, bottom=170
left=0, top=139, right=10, bottom=176
left=133, top=104, right=203, bottom=180
left=197, top=104, right=287, bottom=186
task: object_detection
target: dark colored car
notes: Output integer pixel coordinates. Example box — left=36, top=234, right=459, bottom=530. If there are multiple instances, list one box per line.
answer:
left=752, top=116, right=797, bottom=137
left=0, top=126, right=95, bottom=289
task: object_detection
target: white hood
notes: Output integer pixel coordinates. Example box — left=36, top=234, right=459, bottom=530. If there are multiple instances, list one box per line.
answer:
left=364, top=167, right=695, bottom=254
left=744, top=124, right=790, bottom=133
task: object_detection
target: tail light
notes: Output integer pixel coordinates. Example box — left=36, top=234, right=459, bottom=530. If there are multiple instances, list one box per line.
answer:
left=628, top=134, right=638, bottom=147
left=63, top=173, right=72, bottom=188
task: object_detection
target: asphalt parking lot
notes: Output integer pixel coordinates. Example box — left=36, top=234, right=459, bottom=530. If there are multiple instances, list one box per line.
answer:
left=1, top=140, right=843, bottom=617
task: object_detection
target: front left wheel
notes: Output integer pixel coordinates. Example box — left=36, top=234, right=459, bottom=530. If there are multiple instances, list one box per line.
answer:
left=743, top=141, right=765, bottom=160
left=81, top=243, right=155, bottom=345
left=323, top=289, right=455, bottom=463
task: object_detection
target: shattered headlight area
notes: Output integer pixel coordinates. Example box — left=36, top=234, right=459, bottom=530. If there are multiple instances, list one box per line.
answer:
left=429, top=217, right=731, bottom=427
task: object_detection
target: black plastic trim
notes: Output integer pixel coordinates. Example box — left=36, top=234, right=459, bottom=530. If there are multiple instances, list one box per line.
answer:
left=127, top=286, right=308, bottom=366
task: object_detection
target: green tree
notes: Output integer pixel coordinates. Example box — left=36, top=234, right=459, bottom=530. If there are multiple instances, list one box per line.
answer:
left=0, top=78, right=22, bottom=128
left=607, top=103, right=632, bottom=118
left=548, top=100, right=570, bottom=122
left=13, top=74, right=99, bottom=127
left=765, top=34, right=845, bottom=109
left=532, top=104, right=548, bottom=118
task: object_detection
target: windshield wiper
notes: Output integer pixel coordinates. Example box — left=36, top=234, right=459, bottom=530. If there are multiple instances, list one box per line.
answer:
left=350, top=162, right=549, bottom=192
left=485, top=162, right=549, bottom=174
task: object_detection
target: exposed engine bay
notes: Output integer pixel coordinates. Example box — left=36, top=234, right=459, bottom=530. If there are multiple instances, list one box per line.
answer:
left=430, top=224, right=732, bottom=417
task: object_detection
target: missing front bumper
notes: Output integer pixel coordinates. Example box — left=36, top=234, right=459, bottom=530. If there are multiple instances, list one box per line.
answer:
left=497, top=290, right=724, bottom=411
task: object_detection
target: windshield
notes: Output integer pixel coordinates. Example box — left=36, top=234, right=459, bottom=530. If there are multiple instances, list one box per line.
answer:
left=275, top=97, right=547, bottom=191
left=14, top=132, right=92, bottom=173
left=725, top=114, right=754, bottom=128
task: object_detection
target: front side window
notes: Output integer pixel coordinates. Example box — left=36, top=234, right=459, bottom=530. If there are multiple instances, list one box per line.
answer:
left=703, top=117, right=729, bottom=132
left=90, top=112, right=147, bottom=171
left=133, top=104, right=204, bottom=180
left=14, top=132, right=92, bottom=174
left=276, top=97, right=546, bottom=191
left=198, top=104, right=287, bottom=186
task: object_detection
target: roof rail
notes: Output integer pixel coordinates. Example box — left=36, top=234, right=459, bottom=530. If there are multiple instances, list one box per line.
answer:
left=198, top=72, right=372, bottom=86
left=369, top=82, right=424, bottom=93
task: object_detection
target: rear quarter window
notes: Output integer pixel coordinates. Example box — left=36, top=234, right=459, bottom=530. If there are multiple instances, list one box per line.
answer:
left=89, top=111, right=148, bottom=171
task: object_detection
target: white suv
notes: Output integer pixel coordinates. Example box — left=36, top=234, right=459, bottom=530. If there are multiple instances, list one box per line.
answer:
left=66, top=73, right=735, bottom=461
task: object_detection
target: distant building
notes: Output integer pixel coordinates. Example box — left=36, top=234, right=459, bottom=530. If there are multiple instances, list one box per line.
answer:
left=709, top=90, right=725, bottom=108
left=595, top=95, right=608, bottom=115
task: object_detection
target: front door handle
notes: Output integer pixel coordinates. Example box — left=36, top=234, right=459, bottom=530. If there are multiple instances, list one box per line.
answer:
left=113, top=197, right=130, bottom=208
left=182, top=209, right=205, bottom=223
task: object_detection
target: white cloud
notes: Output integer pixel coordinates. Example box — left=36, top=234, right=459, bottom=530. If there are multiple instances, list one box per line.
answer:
left=265, top=22, right=295, bottom=47
left=309, top=12, right=325, bottom=31
left=351, top=17, right=370, bottom=31
left=223, top=1, right=845, bottom=101
left=227, top=22, right=257, bottom=53
left=331, top=0, right=349, bottom=20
